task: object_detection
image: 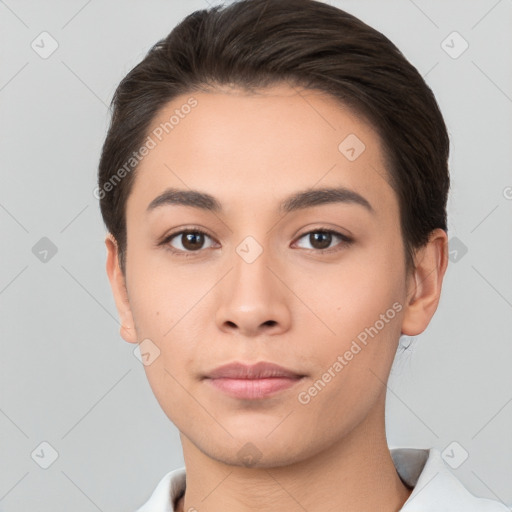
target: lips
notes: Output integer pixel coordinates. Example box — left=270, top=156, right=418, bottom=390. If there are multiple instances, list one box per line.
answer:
left=204, top=361, right=304, bottom=380
left=203, top=361, right=305, bottom=400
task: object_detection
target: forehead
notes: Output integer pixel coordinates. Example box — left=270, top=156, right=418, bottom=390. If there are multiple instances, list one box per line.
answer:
left=127, top=83, right=397, bottom=218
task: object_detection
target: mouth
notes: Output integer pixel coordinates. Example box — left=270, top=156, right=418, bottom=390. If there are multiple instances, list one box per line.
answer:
left=203, top=361, right=306, bottom=400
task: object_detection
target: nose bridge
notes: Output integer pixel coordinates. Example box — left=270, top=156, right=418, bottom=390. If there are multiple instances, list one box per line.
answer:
left=233, top=235, right=272, bottom=294
left=215, top=233, right=291, bottom=335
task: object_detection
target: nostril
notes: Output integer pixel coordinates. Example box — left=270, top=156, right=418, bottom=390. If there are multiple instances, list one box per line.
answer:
left=264, top=320, right=277, bottom=327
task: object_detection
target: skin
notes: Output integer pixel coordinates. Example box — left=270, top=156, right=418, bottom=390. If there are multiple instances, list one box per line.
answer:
left=105, top=83, right=448, bottom=512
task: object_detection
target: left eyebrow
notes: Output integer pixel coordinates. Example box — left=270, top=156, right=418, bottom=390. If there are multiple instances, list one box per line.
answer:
left=146, top=186, right=374, bottom=215
left=279, top=187, right=374, bottom=214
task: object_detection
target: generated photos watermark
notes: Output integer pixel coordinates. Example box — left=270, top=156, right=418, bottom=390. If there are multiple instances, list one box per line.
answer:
left=93, top=96, right=198, bottom=200
left=298, top=301, right=403, bottom=405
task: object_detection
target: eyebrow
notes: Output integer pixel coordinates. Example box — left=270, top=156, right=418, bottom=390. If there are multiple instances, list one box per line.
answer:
left=146, top=186, right=374, bottom=214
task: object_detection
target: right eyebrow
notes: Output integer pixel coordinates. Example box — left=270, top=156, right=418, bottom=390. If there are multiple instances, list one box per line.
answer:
left=146, top=188, right=222, bottom=213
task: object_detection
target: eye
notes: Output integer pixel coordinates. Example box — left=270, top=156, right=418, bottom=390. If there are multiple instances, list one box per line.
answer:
left=160, top=227, right=352, bottom=256
left=294, top=229, right=352, bottom=252
left=162, top=229, right=217, bottom=254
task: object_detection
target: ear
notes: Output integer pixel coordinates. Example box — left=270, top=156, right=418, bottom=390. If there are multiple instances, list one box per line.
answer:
left=105, top=233, right=138, bottom=344
left=401, top=228, right=449, bottom=336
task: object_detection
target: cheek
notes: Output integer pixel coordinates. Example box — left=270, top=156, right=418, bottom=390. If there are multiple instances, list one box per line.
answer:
left=126, top=258, right=199, bottom=339
left=292, top=275, right=404, bottom=438
left=135, top=299, right=200, bottom=429
left=287, top=244, right=406, bottom=399
left=291, top=253, right=404, bottom=341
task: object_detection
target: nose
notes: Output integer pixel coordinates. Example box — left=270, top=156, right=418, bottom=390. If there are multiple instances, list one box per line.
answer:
left=215, top=244, right=292, bottom=337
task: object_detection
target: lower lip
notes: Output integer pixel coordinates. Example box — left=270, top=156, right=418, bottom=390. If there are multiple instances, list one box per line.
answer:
left=206, top=377, right=303, bottom=399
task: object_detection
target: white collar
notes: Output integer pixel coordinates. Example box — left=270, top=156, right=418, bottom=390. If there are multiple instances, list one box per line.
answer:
left=136, top=447, right=509, bottom=511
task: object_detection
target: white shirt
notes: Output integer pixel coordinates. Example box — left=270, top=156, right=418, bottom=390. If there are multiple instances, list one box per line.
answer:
left=135, top=447, right=510, bottom=511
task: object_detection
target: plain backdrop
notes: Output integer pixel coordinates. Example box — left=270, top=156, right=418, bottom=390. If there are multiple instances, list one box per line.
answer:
left=0, top=0, right=511, bottom=510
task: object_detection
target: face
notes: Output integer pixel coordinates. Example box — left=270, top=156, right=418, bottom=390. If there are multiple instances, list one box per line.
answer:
left=108, top=83, right=431, bottom=467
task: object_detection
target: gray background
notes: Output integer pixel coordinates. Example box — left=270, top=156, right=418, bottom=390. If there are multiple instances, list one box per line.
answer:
left=1, top=0, right=511, bottom=510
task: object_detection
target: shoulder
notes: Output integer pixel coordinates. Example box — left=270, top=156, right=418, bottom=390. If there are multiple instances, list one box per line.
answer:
left=134, top=466, right=186, bottom=512
left=392, top=447, right=510, bottom=512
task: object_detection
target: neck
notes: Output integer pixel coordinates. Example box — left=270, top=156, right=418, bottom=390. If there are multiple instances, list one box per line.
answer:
left=176, top=395, right=412, bottom=512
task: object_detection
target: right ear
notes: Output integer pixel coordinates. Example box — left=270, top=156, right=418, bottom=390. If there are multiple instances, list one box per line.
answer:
left=105, top=233, right=138, bottom=344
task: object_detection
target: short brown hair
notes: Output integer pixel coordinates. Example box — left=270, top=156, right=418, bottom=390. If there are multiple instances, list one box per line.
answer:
left=97, top=0, right=450, bottom=274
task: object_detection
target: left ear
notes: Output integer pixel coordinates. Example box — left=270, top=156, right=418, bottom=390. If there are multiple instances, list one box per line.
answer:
left=401, top=228, right=449, bottom=336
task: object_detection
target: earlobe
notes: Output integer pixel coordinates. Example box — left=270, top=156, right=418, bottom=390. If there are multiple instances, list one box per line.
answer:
left=105, top=233, right=138, bottom=344
left=401, top=229, right=449, bottom=336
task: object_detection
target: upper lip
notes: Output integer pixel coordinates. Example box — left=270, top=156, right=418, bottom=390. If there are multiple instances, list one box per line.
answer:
left=204, top=361, right=304, bottom=380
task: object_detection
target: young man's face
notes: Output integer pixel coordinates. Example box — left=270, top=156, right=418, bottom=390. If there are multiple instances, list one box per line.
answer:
left=107, top=83, right=443, bottom=467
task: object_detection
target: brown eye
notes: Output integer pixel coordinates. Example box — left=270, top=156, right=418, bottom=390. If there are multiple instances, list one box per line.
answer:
left=309, top=231, right=332, bottom=249
left=295, top=229, right=352, bottom=252
left=165, top=229, right=216, bottom=253
left=181, top=232, right=205, bottom=251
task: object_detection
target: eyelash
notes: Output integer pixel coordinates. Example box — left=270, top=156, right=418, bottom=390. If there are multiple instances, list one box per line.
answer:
left=159, top=227, right=353, bottom=258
